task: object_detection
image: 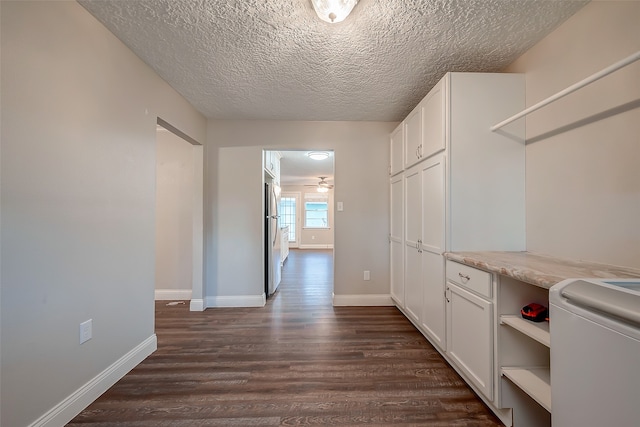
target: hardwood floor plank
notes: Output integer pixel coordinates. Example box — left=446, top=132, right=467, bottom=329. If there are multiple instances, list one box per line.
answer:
left=68, top=249, right=501, bottom=426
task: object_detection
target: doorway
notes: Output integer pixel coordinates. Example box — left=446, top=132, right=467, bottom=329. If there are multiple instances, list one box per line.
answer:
left=268, top=149, right=335, bottom=299
left=155, top=118, right=204, bottom=311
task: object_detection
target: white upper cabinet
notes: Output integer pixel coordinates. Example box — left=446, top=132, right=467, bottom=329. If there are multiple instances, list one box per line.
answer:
left=403, top=77, right=446, bottom=170
left=264, top=150, right=281, bottom=185
left=420, top=78, right=446, bottom=160
left=404, top=104, right=422, bottom=169
left=389, top=123, right=404, bottom=176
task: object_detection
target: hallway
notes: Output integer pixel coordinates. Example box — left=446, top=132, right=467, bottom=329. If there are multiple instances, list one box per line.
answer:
left=68, top=249, right=501, bottom=426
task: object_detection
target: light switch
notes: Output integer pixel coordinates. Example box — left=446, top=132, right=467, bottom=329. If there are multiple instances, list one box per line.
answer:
left=337, top=202, right=344, bottom=211
left=80, top=319, right=92, bottom=344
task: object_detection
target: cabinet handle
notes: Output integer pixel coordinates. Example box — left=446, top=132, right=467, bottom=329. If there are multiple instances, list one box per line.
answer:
left=458, top=273, right=470, bottom=281
left=418, top=144, right=422, bottom=158
left=415, top=146, right=420, bottom=159
left=445, top=287, right=450, bottom=303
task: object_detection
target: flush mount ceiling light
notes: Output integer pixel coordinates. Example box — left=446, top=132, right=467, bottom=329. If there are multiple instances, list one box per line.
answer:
left=307, top=151, right=330, bottom=160
left=310, top=0, right=358, bottom=24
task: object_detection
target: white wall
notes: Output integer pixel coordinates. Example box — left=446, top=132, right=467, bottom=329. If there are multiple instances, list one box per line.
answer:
left=155, top=129, right=194, bottom=300
left=505, top=1, right=640, bottom=268
left=206, top=121, right=395, bottom=306
left=0, top=2, right=206, bottom=426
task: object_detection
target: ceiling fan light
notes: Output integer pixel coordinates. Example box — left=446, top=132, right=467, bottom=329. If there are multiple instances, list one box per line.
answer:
left=310, top=0, right=358, bottom=24
left=307, top=151, right=330, bottom=161
left=317, top=186, right=329, bottom=193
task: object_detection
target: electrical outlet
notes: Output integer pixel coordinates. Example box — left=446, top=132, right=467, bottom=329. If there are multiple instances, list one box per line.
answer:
left=80, top=319, right=92, bottom=344
left=312, top=235, right=315, bottom=240
left=364, top=270, right=370, bottom=281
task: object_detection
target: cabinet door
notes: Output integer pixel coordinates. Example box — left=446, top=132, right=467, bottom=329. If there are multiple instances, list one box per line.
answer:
left=421, top=251, right=445, bottom=349
left=390, top=174, right=404, bottom=307
left=421, top=77, right=446, bottom=159
left=446, top=281, right=493, bottom=400
left=264, top=150, right=274, bottom=177
left=390, top=123, right=404, bottom=176
left=404, top=165, right=422, bottom=323
left=404, top=106, right=422, bottom=169
left=420, top=155, right=445, bottom=254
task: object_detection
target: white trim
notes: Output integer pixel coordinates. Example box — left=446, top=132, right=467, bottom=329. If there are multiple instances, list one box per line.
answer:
left=332, top=293, right=395, bottom=306
left=191, top=144, right=205, bottom=307
left=205, top=294, right=266, bottom=308
left=154, top=289, right=193, bottom=301
left=189, top=298, right=205, bottom=312
left=28, top=335, right=157, bottom=427
left=298, top=244, right=334, bottom=250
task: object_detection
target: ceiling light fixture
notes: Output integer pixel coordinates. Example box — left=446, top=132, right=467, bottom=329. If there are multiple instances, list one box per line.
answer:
left=307, top=151, right=330, bottom=161
left=310, top=0, right=358, bottom=24
left=317, top=186, right=329, bottom=193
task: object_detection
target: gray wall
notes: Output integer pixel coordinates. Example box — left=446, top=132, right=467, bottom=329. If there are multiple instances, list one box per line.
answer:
left=0, top=2, right=206, bottom=426
left=205, top=121, right=396, bottom=305
left=506, top=1, right=640, bottom=268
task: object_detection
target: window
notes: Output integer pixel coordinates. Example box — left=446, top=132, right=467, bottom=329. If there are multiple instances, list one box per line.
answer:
left=279, top=196, right=296, bottom=242
left=304, top=194, right=329, bottom=228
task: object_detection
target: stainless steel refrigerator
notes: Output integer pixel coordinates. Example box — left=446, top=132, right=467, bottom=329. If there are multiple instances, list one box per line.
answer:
left=265, top=181, right=281, bottom=297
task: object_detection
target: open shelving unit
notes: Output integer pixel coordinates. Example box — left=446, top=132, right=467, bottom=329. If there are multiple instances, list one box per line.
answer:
left=498, top=275, right=552, bottom=427
left=500, top=315, right=550, bottom=347
left=501, top=367, right=551, bottom=412
left=500, top=314, right=552, bottom=413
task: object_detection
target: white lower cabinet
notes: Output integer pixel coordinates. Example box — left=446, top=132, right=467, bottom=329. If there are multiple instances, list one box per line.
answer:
left=404, top=244, right=422, bottom=323
left=421, top=251, right=445, bottom=349
left=281, top=226, right=289, bottom=266
left=446, top=281, right=493, bottom=399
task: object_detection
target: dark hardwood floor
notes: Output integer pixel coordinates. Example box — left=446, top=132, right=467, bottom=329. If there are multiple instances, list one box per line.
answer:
left=68, top=249, right=502, bottom=426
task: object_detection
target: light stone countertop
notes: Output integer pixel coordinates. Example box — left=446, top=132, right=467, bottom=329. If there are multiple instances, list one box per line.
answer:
left=444, top=251, right=640, bottom=290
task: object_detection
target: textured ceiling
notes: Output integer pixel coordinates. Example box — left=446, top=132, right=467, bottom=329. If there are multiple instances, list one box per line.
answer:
left=278, top=150, right=334, bottom=186
left=79, top=0, right=588, bottom=122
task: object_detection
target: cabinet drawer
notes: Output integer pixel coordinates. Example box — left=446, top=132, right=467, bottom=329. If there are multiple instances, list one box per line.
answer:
left=446, top=260, right=492, bottom=298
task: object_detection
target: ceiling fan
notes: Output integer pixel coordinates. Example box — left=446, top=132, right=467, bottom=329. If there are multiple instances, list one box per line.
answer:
left=305, top=177, right=334, bottom=192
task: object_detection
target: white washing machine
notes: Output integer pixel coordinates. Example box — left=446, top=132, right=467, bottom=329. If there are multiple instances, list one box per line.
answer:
left=549, top=278, right=640, bottom=427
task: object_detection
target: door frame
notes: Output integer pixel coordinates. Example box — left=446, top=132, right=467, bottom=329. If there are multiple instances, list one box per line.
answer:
left=156, top=118, right=205, bottom=312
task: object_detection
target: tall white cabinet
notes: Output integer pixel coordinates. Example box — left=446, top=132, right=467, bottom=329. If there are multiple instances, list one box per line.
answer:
left=404, top=153, right=446, bottom=348
left=389, top=72, right=525, bottom=419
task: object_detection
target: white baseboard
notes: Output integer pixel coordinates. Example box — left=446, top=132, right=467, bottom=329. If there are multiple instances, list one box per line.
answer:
left=298, top=244, right=334, bottom=249
left=205, top=294, right=266, bottom=308
left=29, top=335, right=157, bottom=427
left=154, top=289, right=192, bottom=300
left=332, top=293, right=395, bottom=306
left=189, top=298, right=205, bottom=312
